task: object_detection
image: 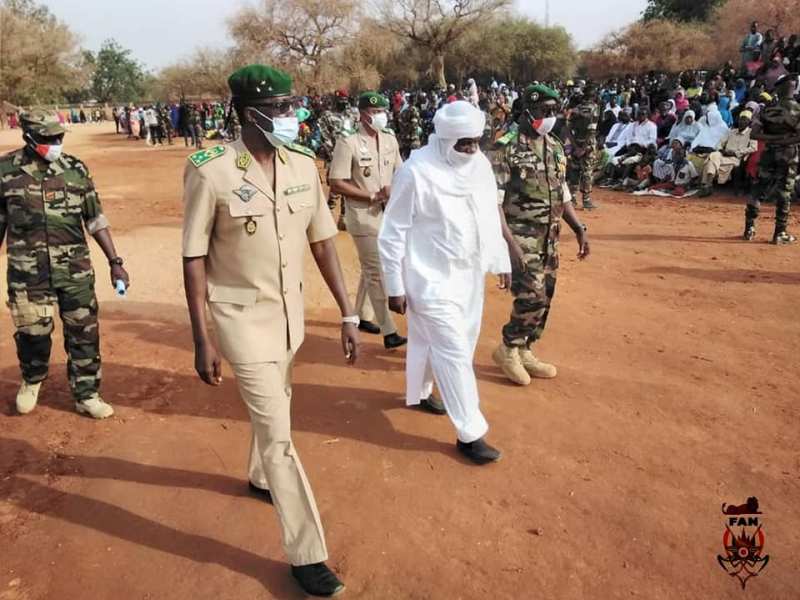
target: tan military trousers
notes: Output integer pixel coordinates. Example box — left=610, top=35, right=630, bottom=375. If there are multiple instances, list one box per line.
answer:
left=345, top=202, right=397, bottom=336
left=234, top=356, right=328, bottom=566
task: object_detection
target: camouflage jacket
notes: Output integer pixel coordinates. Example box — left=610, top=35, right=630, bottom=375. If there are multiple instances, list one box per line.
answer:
left=319, top=110, right=356, bottom=156
left=494, top=132, right=568, bottom=256
left=0, top=149, right=108, bottom=290
left=397, top=105, right=422, bottom=149
left=567, top=101, right=600, bottom=147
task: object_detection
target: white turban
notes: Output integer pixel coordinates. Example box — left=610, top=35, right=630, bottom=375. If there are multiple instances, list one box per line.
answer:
left=432, top=100, right=485, bottom=140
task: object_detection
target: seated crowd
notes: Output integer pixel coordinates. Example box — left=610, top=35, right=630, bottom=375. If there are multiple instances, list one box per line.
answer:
left=596, top=77, right=777, bottom=198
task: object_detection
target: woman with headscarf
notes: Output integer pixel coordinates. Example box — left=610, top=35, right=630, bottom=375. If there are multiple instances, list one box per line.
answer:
left=668, top=110, right=701, bottom=146
left=674, top=91, right=690, bottom=114
left=378, top=100, right=511, bottom=465
left=689, top=106, right=731, bottom=171
left=718, top=95, right=734, bottom=126
left=466, top=78, right=479, bottom=107
left=733, top=79, right=748, bottom=105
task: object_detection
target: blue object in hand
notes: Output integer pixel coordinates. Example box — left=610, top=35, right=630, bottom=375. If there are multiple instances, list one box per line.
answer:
left=115, top=279, right=127, bottom=297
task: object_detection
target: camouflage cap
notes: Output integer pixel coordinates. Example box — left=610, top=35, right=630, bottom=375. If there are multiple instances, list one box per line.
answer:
left=524, top=84, right=560, bottom=105
left=358, top=91, right=389, bottom=110
left=228, top=64, right=292, bottom=101
left=20, top=109, right=65, bottom=136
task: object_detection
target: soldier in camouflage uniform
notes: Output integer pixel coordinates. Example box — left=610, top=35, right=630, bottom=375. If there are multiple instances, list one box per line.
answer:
left=397, top=100, right=422, bottom=159
left=0, top=110, right=130, bottom=418
left=158, top=104, right=174, bottom=145
left=746, top=74, right=800, bottom=244
left=566, top=85, right=600, bottom=210
left=491, top=85, right=590, bottom=386
left=319, top=91, right=356, bottom=221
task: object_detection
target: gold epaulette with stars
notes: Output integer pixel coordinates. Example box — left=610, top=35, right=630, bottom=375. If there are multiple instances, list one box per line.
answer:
left=285, top=142, right=316, bottom=159
left=188, top=145, right=226, bottom=168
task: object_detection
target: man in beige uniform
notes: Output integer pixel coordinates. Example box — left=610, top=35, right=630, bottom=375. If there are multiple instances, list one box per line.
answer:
left=329, top=91, right=407, bottom=350
left=182, top=65, right=358, bottom=597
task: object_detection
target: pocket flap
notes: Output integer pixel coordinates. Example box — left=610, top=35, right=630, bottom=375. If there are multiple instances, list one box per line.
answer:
left=208, top=285, right=257, bottom=306
left=288, top=195, right=314, bottom=213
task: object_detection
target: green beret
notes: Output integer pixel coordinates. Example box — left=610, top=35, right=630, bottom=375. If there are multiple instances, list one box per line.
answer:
left=524, top=84, right=560, bottom=105
left=228, top=64, right=292, bottom=101
left=358, top=91, right=389, bottom=110
left=20, top=109, right=65, bottom=136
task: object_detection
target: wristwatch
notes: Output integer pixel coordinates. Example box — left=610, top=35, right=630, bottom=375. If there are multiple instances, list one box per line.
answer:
left=109, top=257, right=124, bottom=267
left=342, top=315, right=360, bottom=326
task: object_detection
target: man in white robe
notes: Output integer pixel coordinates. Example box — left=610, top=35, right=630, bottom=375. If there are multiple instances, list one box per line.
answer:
left=378, top=101, right=511, bottom=464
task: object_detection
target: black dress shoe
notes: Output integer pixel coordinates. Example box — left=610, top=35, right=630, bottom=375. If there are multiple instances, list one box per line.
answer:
left=418, top=396, right=446, bottom=415
left=358, top=320, right=381, bottom=335
left=248, top=481, right=273, bottom=504
left=384, top=333, right=407, bottom=349
left=291, top=562, right=345, bottom=597
left=456, top=438, right=502, bottom=465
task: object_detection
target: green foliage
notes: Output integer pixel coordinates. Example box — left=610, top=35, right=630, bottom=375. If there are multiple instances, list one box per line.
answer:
left=90, top=39, right=147, bottom=103
left=0, top=0, right=84, bottom=105
left=642, top=0, right=726, bottom=22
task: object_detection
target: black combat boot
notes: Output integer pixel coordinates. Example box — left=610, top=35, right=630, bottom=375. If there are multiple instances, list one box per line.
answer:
left=743, top=204, right=758, bottom=241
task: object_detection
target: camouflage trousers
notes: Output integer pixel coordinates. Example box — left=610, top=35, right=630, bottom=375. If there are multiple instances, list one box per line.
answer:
left=567, top=147, right=596, bottom=197
left=747, top=145, right=798, bottom=232
left=7, top=280, right=101, bottom=401
left=502, top=239, right=558, bottom=348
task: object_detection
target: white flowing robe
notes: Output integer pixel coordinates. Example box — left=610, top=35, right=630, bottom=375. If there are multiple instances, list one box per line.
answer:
left=378, top=139, right=510, bottom=443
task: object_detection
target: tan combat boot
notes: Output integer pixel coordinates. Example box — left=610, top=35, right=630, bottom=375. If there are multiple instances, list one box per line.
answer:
left=75, top=395, right=115, bottom=419
left=492, top=344, right=531, bottom=386
left=519, top=348, right=558, bottom=379
left=16, top=381, right=42, bottom=415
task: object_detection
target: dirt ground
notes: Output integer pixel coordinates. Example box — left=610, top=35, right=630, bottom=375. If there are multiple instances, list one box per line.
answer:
left=0, top=123, right=798, bottom=600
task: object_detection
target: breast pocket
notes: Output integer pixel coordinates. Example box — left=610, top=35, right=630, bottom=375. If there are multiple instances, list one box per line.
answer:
left=228, top=193, right=269, bottom=218
left=287, top=193, right=314, bottom=226
left=5, top=189, right=35, bottom=230
left=62, top=184, right=86, bottom=215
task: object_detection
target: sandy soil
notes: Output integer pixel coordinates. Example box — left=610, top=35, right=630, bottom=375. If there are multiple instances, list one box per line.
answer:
left=0, top=123, right=798, bottom=600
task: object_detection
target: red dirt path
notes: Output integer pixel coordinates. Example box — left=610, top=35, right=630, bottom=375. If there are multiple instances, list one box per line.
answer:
left=0, top=124, right=798, bottom=599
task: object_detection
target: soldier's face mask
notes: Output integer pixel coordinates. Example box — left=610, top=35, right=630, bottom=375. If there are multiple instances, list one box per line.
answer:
left=363, top=110, right=388, bottom=131
left=247, top=106, right=298, bottom=148
left=525, top=106, right=556, bottom=136
left=24, top=132, right=64, bottom=162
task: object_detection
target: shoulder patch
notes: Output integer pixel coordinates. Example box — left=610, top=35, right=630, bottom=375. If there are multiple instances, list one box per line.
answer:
left=189, top=145, right=226, bottom=168
left=381, top=128, right=396, bottom=136
left=285, top=143, right=316, bottom=159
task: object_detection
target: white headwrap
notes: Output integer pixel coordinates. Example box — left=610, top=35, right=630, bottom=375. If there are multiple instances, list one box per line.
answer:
left=432, top=100, right=485, bottom=140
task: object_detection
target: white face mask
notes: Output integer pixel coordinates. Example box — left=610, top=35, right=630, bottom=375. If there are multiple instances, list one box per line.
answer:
left=249, top=108, right=298, bottom=147
left=446, top=144, right=477, bottom=168
left=369, top=112, right=388, bottom=131
left=532, top=116, right=557, bottom=136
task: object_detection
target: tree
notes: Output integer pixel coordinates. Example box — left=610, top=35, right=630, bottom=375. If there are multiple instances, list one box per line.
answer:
left=154, top=49, right=238, bottom=100
left=642, top=0, right=725, bottom=22
left=446, top=16, right=577, bottom=85
left=228, top=0, right=357, bottom=90
left=376, top=0, right=511, bottom=88
left=0, top=0, right=84, bottom=105
left=90, top=39, right=147, bottom=103
left=581, top=20, right=714, bottom=79
left=708, top=0, right=800, bottom=65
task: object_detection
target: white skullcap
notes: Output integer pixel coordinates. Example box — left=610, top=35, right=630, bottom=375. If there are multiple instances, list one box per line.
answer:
left=433, top=100, right=485, bottom=140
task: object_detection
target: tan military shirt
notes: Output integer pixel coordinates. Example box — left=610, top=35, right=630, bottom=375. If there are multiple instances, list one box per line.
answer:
left=182, top=139, right=337, bottom=364
left=328, top=125, right=402, bottom=235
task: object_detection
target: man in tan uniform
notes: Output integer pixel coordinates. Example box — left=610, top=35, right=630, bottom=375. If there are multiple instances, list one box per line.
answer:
left=329, top=91, right=407, bottom=350
left=182, top=64, right=358, bottom=597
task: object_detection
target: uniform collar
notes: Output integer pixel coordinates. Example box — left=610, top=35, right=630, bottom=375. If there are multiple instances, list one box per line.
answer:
left=235, top=139, right=276, bottom=202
